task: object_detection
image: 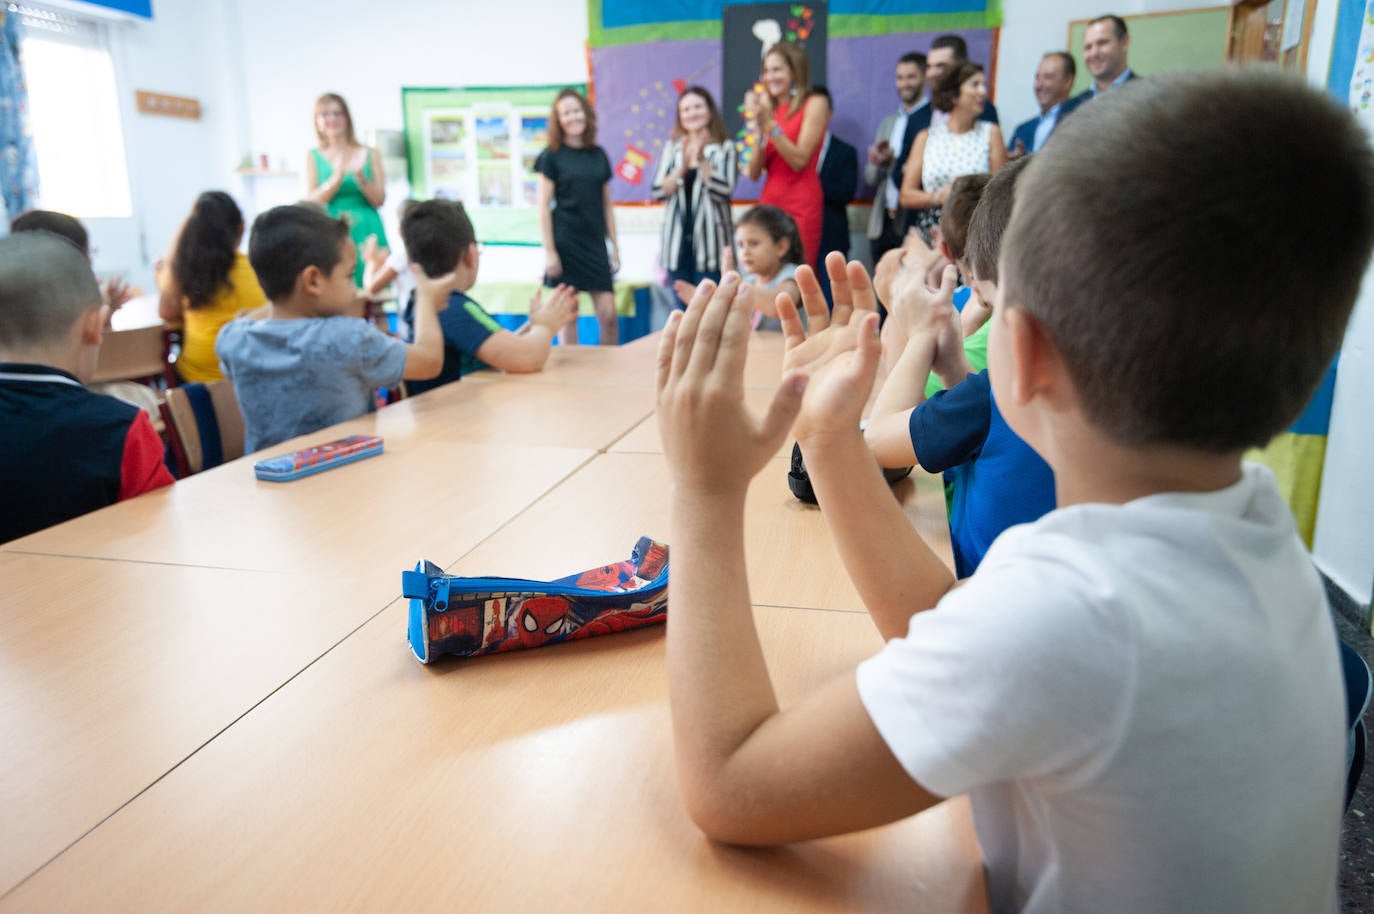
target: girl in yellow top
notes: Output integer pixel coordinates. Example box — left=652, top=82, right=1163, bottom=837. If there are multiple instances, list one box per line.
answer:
left=158, top=192, right=266, bottom=383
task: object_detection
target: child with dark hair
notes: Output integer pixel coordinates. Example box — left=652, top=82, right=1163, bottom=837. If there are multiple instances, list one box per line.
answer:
left=215, top=204, right=447, bottom=452
left=399, top=199, right=574, bottom=393
left=10, top=209, right=134, bottom=313
left=677, top=204, right=804, bottom=331
left=0, top=232, right=173, bottom=542
left=867, top=156, right=1053, bottom=577
left=157, top=191, right=266, bottom=383
left=656, top=69, right=1374, bottom=913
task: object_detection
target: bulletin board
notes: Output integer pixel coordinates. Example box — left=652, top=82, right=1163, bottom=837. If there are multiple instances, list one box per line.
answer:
left=402, top=85, right=584, bottom=246
left=589, top=2, right=999, bottom=203
left=1067, top=8, right=1231, bottom=96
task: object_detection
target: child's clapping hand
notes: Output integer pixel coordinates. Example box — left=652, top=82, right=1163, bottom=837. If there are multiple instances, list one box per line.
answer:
left=529, top=283, right=577, bottom=333
left=657, top=274, right=808, bottom=497
left=779, top=256, right=882, bottom=445
left=409, top=264, right=457, bottom=311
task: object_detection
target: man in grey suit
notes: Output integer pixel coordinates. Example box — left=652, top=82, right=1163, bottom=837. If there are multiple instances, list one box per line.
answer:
left=865, top=51, right=926, bottom=268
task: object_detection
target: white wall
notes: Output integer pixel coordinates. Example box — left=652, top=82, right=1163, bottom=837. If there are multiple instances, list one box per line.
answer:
left=1307, top=0, right=1374, bottom=607
left=94, top=0, right=241, bottom=290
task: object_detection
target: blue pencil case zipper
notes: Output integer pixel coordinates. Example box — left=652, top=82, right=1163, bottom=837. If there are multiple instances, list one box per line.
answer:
left=402, top=536, right=669, bottom=663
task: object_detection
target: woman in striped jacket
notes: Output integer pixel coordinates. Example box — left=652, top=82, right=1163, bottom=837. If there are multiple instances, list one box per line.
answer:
left=652, top=87, right=738, bottom=309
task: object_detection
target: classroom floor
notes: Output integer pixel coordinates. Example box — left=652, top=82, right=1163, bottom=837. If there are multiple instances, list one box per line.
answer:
left=1329, top=577, right=1374, bottom=913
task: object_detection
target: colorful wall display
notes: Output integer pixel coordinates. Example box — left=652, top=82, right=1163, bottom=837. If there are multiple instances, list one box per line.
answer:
left=402, top=85, right=579, bottom=245
left=590, top=26, right=996, bottom=203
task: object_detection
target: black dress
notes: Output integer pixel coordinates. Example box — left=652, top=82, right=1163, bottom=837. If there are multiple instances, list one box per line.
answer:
left=536, top=144, right=614, bottom=292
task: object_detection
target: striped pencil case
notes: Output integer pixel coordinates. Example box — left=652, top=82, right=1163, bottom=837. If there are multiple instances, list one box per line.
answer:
left=403, top=537, right=669, bottom=663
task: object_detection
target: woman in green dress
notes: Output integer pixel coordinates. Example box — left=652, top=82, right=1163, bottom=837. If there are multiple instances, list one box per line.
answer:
left=305, top=92, right=387, bottom=286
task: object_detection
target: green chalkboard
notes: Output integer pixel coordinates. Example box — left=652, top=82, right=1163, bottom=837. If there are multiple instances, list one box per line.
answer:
left=1068, top=8, right=1231, bottom=96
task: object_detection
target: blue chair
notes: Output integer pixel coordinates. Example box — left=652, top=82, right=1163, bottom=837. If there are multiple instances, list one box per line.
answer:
left=1341, top=640, right=1371, bottom=811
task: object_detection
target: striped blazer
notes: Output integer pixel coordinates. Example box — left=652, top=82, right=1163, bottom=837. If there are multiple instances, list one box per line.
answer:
left=651, top=139, right=738, bottom=273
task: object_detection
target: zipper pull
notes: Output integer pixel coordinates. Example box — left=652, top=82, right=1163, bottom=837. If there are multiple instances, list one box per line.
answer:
left=431, top=577, right=452, bottom=612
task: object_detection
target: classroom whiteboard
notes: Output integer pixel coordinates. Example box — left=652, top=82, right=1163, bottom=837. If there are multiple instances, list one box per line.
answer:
left=1068, top=8, right=1232, bottom=96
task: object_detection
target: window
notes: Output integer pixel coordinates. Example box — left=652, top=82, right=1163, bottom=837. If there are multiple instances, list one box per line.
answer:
left=13, top=3, right=132, bottom=218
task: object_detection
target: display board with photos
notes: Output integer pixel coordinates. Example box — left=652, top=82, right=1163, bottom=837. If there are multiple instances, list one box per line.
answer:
left=403, top=85, right=584, bottom=245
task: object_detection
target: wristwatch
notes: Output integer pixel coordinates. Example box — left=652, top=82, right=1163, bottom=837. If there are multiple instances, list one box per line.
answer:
left=769, top=124, right=783, bottom=139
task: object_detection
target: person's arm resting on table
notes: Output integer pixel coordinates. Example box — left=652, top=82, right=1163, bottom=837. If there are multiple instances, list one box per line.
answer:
left=657, top=268, right=947, bottom=846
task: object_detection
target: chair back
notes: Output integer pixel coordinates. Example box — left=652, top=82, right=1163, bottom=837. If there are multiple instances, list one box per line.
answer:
left=161, top=381, right=245, bottom=476
left=91, top=324, right=169, bottom=384
left=1341, top=640, right=1371, bottom=811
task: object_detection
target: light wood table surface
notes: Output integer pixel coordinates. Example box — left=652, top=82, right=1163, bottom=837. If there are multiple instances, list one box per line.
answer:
left=0, top=553, right=399, bottom=896
left=470, top=331, right=787, bottom=390
left=3, top=441, right=595, bottom=603
left=376, top=375, right=657, bottom=451
left=452, top=451, right=953, bottom=614
left=1, top=331, right=980, bottom=911
left=0, top=597, right=987, bottom=913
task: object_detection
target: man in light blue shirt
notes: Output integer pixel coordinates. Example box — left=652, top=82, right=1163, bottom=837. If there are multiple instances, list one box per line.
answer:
left=865, top=52, right=928, bottom=267
left=1075, top=14, right=1137, bottom=106
left=1008, top=52, right=1081, bottom=158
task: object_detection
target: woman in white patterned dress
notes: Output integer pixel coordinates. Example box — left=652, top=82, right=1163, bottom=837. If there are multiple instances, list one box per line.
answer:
left=899, top=61, right=1006, bottom=241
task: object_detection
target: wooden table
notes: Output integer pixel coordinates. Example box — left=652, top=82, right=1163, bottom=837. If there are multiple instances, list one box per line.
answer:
left=0, top=332, right=982, bottom=911
left=0, top=553, right=395, bottom=895
left=0, top=600, right=986, bottom=913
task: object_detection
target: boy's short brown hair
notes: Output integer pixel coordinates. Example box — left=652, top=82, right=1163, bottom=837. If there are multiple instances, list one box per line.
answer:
left=939, top=173, right=991, bottom=262
left=965, top=156, right=1033, bottom=283
left=1002, top=69, right=1374, bottom=452
left=401, top=199, right=476, bottom=279
left=248, top=204, right=351, bottom=301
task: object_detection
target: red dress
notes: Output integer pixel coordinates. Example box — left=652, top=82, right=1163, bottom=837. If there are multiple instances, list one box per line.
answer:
left=759, top=99, right=823, bottom=268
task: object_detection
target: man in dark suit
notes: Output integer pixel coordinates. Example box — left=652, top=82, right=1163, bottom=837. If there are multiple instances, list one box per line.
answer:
left=812, top=87, right=857, bottom=309
left=894, top=34, right=1000, bottom=193
left=1008, top=52, right=1083, bottom=159
left=1074, top=14, right=1138, bottom=106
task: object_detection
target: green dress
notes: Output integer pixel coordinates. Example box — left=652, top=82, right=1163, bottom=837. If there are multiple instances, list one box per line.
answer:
left=311, top=148, right=388, bottom=285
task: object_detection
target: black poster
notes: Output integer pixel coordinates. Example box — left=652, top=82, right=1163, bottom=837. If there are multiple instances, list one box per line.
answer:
left=722, top=2, right=828, bottom=138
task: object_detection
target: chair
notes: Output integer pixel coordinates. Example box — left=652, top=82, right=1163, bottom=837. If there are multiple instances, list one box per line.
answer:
left=92, top=324, right=176, bottom=387
left=1341, top=640, right=1371, bottom=811
left=161, top=381, right=245, bottom=477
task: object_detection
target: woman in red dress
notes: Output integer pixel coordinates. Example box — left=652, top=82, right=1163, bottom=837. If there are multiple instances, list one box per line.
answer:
left=744, top=41, right=827, bottom=269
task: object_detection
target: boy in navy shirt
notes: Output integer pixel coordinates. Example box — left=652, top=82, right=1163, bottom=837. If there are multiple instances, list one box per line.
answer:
left=0, top=232, right=172, bottom=542
left=399, top=200, right=575, bottom=393
left=865, top=157, right=1053, bottom=575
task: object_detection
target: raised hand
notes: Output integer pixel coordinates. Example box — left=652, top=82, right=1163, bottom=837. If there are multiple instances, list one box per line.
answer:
left=657, top=274, right=808, bottom=496
left=530, top=283, right=577, bottom=332
left=409, top=264, right=457, bottom=311
left=778, top=255, right=882, bottom=442
left=720, top=243, right=737, bottom=274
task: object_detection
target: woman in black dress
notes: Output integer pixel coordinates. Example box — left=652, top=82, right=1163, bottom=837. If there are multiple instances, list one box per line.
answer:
left=536, top=88, right=620, bottom=345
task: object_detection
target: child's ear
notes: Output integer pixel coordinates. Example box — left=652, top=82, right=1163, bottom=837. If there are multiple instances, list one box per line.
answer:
left=298, top=265, right=323, bottom=297
left=938, top=240, right=956, bottom=264
left=78, top=304, right=106, bottom=347
left=1003, top=305, right=1062, bottom=406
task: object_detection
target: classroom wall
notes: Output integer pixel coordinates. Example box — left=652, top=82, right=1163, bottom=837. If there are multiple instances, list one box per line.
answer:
left=1308, top=0, right=1374, bottom=607
left=92, top=0, right=240, bottom=291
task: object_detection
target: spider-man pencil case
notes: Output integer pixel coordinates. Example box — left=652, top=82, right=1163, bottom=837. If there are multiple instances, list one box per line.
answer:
left=403, top=536, right=669, bottom=663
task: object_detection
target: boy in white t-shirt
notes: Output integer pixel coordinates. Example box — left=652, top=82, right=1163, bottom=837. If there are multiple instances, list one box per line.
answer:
left=654, top=70, right=1374, bottom=912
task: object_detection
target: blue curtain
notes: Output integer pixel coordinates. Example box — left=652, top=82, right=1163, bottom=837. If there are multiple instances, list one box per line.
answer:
left=0, top=10, right=39, bottom=218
